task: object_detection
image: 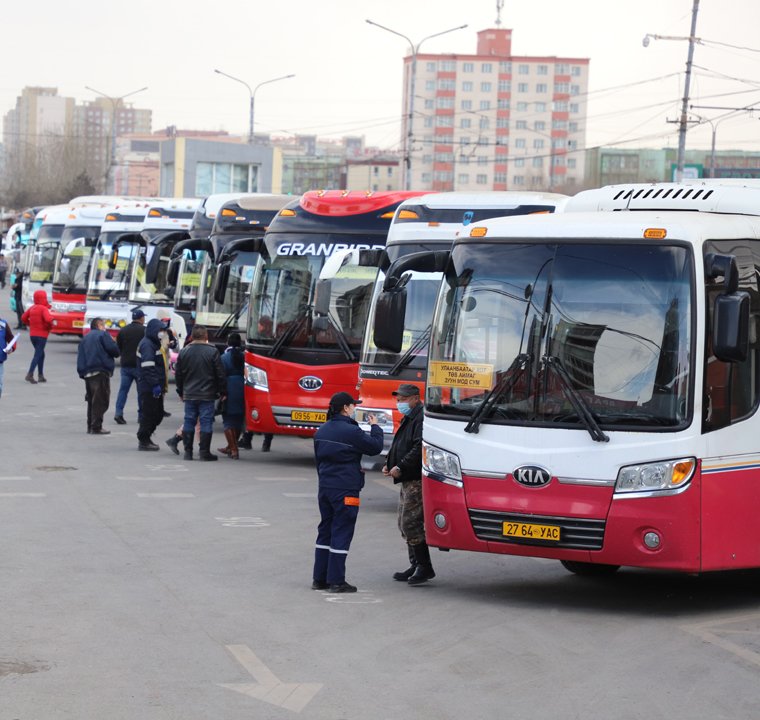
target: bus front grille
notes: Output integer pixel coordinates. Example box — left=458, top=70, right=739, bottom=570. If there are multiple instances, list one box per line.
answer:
left=468, top=508, right=606, bottom=550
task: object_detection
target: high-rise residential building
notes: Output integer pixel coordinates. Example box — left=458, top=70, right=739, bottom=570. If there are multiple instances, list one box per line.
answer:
left=404, top=28, right=589, bottom=193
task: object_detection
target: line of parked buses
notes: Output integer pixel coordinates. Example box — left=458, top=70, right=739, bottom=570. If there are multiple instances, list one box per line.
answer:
left=6, top=179, right=760, bottom=579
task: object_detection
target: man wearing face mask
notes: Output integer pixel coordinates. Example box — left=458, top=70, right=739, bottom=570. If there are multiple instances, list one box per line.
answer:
left=312, top=392, right=383, bottom=593
left=383, top=383, right=433, bottom=585
left=136, top=318, right=169, bottom=451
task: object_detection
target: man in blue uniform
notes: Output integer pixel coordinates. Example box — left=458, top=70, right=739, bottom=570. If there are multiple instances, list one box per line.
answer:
left=313, top=391, right=382, bottom=593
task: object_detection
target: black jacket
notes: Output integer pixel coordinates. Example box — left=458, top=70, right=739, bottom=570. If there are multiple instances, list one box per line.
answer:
left=136, top=319, right=167, bottom=393
left=175, top=342, right=225, bottom=401
left=314, top=414, right=384, bottom=492
left=386, top=402, right=424, bottom=483
left=116, top=321, right=145, bottom=368
left=77, top=329, right=120, bottom=378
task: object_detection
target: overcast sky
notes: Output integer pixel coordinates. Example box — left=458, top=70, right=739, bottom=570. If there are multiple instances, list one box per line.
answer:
left=3, top=0, right=760, bottom=155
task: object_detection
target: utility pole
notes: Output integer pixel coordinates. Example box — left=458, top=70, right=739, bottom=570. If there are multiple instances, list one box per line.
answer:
left=675, top=0, right=700, bottom=181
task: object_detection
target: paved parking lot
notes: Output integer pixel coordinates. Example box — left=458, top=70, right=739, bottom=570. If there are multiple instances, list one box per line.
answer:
left=3, top=296, right=760, bottom=719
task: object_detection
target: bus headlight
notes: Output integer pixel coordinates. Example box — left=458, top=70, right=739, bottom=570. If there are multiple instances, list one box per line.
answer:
left=52, top=302, right=67, bottom=312
left=614, top=458, right=696, bottom=494
left=245, top=363, right=269, bottom=391
left=422, top=442, right=462, bottom=486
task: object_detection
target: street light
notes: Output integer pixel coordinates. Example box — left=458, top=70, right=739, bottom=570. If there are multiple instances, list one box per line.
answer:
left=85, top=85, right=148, bottom=192
left=214, top=69, right=295, bottom=144
left=689, top=109, right=755, bottom=178
left=642, top=0, right=701, bottom=181
left=367, top=19, right=467, bottom=190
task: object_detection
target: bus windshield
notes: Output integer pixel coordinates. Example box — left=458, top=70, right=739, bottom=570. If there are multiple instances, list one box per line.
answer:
left=427, top=241, right=693, bottom=430
left=248, top=234, right=379, bottom=355
left=29, top=241, right=60, bottom=283
left=361, top=242, right=448, bottom=370
left=87, top=233, right=138, bottom=301
left=175, top=251, right=206, bottom=312
left=196, top=251, right=258, bottom=329
left=131, top=244, right=173, bottom=304
left=53, top=237, right=97, bottom=294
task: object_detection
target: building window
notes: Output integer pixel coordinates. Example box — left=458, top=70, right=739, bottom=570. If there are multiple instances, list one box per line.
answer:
left=496, top=118, right=509, bottom=129
left=461, top=118, right=472, bottom=128
left=552, top=119, right=568, bottom=130
left=462, top=81, right=473, bottom=92
left=518, top=83, right=529, bottom=93
left=436, top=116, right=453, bottom=127
left=534, top=121, right=546, bottom=131
left=477, top=156, right=488, bottom=165
left=373, top=166, right=379, bottom=176
left=462, top=62, right=474, bottom=73
left=387, top=167, right=393, bottom=176
left=498, top=61, right=511, bottom=73
left=460, top=136, right=471, bottom=145
left=514, top=158, right=525, bottom=168
left=569, top=121, right=578, bottom=132
left=516, top=102, right=528, bottom=111
left=424, top=99, right=434, bottom=109
left=424, top=117, right=434, bottom=128
left=422, top=155, right=432, bottom=164
left=567, top=158, right=577, bottom=169
left=479, top=100, right=491, bottom=110
left=516, top=120, right=527, bottom=130
left=536, top=83, right=548, bottom=93
left=422, top=172, right=432, bottom=183
left=570, top=103, right=580, bottom=113
left=461, top=100, right=472, bottom=110
left=518, top=64, right=530, bottom=75
left=481, top=82, right=492, bottom=92
left=513, top=175, right=525, bottom=185
left=553, top=101, right=569, bottom=112
left=497, top=98, right=510, bottom=109
left=458, top=173, right=470, bottom=184
left=554, top=82, right=570, bottom=93
left=537, top=65, right=548, bottom=75
left=515, top=138, right=526, bottom=149
left=532, top=157, right=543, bottom=168
left=426, top=62, right=436, bottom=72
left=441, top=60, right=456, bottom=72
left=459, top=155, right=470, bottom=165
left=571, top=66, right=582, bottom=76
left=195, top=162, right=258, bottom=196
left=570, top=85, right=580, bottom=96
left=436, top=96, right=454, bottom=108
left=555, top=63, right=570, bottom=75
left=498, top=80, right=511, bottom=92
left=438, top=78, right=455, bottom=91
left=533, top=139, right=544, bottom=149
left=479, top=118, right=490, bottom=129
left=535, top=102, right=547, bottom=112
left=494, top=172, right=507, bottom=183
left=476, top=174, right=488, bottom=184
left=481, top=63, right=493, bottom=73
left=425, top=80, right=435, bottom=91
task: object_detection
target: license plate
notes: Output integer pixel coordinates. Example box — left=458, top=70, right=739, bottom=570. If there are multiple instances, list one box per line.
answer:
left=291, top=410, right=326, bottom=423
left=73, top=320, right=84, bottom=328
left=503, top=521, right=560, bottom=542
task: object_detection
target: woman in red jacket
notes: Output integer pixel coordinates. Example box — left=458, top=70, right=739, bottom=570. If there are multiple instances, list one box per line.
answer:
left=21, top=289, right=53, bottom=383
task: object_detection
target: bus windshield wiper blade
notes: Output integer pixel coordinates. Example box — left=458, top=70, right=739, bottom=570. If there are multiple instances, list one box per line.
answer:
left=389, top=325, right=431, bottom=376
left=324, top=312, right=356, bottom=362
left=465, top=353, right=530, bottom=434
left=270, top=306, right=310, bottom=358
left=543, top=355, right=609, bottom=443
left=217, top=298, right=248, bottom=337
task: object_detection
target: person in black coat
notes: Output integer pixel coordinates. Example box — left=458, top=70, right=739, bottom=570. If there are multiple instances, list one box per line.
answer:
left=114, top=309, right=146, bottom=424
left=312, top=391, right=382, bottom=593
left=136, top=318, right=168, bottom=451
left=76, top=317, right=121, bottom=435
left=382, top=383, right=433, bottom=585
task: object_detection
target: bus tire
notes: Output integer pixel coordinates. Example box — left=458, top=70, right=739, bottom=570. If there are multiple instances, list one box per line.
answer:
left=560, top=560, right=620, bottom=576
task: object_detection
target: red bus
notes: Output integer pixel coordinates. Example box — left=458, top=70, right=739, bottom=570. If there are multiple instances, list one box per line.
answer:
left=243, top=190, right=424, bottom=437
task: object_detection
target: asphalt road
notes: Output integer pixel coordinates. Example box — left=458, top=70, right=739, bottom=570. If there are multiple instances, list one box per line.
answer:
left=2, top=291, right=760, bottom=719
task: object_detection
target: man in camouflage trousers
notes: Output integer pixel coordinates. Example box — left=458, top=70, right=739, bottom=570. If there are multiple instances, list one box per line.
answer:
left=382, top=383, right=434, bottom=586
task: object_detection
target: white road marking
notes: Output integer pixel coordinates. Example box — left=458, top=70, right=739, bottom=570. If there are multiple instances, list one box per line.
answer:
left=321, top=589, right=382, bottom=605
left=117, top=476, right=174, bottom=481
left=215, top=517, right=270, bottom=527
left=0, top=476, right=32, bottom=481
left=219, top=644, right=322, bottom=713
left=136, top=493, right=195, bottom=498
left=683, top=611, right=760, bottom=669
left=0, top=493, right=47, bottom=498
left=145, top=464, right=189, bottom=472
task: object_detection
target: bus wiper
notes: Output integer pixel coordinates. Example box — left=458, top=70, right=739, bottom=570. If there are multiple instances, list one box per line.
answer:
left=324, top=312, right=356, bottom=362
left=270, top=306, right=310, bottom=358
left=542, top=355, right=609, bottom=443
left=389, top=325, right=431, bottom=376
left=465, top=353, right=530, bottom=434
left=217, top=298, right=248, bottom=338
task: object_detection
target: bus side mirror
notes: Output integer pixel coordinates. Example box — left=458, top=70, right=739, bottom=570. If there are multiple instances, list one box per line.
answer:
left=383, top=250, right=449, bottom=291
left=214, top=262, right=230, bottom=304
left=145, top=249, right=163, bottom=285
left=314, top=278, right=331, bottom=317
left=373, top=287, right=407, bottom=353
left=713, top=292, right=750, bottom=362
left=167, top=257, right=180, bottom=286
left=705, top=253, right=739, bottom=293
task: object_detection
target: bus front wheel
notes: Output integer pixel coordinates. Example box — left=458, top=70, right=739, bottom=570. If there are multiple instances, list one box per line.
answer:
left=560, top=560, right=620, bottom=576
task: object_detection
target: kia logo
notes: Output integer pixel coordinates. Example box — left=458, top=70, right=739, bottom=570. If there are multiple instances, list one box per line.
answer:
left=513, top=465, right=551, bottom=487
left=298, top=376, right=323, bottom=391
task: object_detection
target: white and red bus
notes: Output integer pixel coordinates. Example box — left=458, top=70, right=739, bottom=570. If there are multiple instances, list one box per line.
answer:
left=244, top=190, right=425, bottom=437
left=359, top=191, right=567, bottom=454
left=374, top=182, right=760, bottom=576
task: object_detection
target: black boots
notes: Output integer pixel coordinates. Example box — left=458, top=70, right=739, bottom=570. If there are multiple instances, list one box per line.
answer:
left=199, top=432, right=217, bottom=461
left=238, top=431, right=253, bottom=450
left=166, top=434, right=181, bottom=455
left=182, top=431, right=194, bottom=461
left=393, top=544, right=417, bottom=581
left=407, top=543, right=435, bottom=586
left=261, top=433, right=273, bottom=452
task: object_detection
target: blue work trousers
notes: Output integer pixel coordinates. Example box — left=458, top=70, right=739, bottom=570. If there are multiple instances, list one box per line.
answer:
left=183, top=399, right=215, bottom=434
left=313, top=487, right=360, bottom=586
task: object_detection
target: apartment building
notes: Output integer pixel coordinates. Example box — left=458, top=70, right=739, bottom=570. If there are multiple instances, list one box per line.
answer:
left=405, top=28, right=589, bottom=193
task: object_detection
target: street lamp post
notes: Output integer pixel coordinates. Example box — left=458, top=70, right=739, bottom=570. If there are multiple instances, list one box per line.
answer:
left=689, top=109, right=756, bottom=178
left=214, top=70, right=295, bottom=144
left=85, top=85, right=148, bottom=192
left=367, top=19, right=467, bottom=190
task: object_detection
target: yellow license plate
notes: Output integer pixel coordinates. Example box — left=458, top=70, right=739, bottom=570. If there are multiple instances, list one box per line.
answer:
left=73, top=320, right=84, bottom=328
left=291, top=410, right=327, bottom=423
left=503, top=521, right=560, bottom=542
